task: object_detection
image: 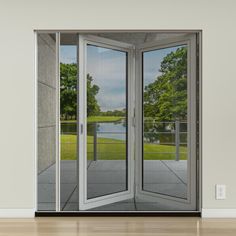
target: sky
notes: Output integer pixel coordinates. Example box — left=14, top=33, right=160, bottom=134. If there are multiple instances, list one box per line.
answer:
left=60, top=44, right=185, bottom=111
left=87, top=45, right=127, bottom=111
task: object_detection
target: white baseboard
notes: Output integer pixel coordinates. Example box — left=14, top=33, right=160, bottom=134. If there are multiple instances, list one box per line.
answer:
left=202, top=208, right=236, bottom=218
left=0, top=209, right=35, bottom=218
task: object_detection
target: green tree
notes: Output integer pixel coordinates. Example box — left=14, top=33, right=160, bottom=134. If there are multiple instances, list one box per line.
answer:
left=100, top=109, right=126, bottom=117
left=144, top=47, right=187, bottom=122
left=143, top=47, right=187, bottom=142
left=60, top=63, right=77, bottom=120
left=60, top=63, right=100, bottom=119
left=87, top=73, right=100, bottom=116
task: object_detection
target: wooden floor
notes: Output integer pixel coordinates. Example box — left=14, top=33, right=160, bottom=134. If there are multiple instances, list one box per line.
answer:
left=1, top=217, right=236, bottom=235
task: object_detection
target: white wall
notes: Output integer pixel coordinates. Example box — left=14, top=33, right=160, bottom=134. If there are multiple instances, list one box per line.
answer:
left=0, top=0, right=236, bottom=217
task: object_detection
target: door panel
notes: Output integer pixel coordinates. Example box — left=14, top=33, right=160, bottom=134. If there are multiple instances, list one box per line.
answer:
left=78, top=35, right=134, bottom=210
left=86, top=44, right=128, bottom=199
left=136, top=35, right=197, bottom=210
left=142, top=44, right=188, bottom=200
left=78, top=34, right=197, bottom=211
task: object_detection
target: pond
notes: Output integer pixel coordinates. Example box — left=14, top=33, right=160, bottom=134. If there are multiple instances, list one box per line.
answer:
left=61, top=120, right=187, bottom=144
left=61, top=120, right=126, bottom=141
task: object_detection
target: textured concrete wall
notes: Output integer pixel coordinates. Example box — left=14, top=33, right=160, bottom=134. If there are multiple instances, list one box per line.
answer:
left=37, top=34, right=56, bottom=174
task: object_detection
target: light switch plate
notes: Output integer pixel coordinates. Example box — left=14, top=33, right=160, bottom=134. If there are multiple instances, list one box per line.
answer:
left=215, top=184, right=226, bottom=200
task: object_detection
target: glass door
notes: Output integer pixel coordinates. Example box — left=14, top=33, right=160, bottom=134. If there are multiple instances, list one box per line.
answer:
left=135, top=35, right=197, bottom=210
left=78, top=35, right=135, bottom=210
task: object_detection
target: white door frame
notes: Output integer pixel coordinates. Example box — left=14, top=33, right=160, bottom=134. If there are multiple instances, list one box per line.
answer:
left=135, top=34, right=197, bottom=211
left=78, top=35, right=135, bottom=210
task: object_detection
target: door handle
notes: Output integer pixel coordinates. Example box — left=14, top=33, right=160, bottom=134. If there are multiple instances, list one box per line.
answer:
left=132, top=116, right=136, bottom=127
left=80, top=124, right=83, bottom=134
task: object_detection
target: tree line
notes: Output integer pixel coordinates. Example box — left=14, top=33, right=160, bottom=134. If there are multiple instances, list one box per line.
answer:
left=60, top=63, right=101, bottom=120
left=60, top=63, right=125, bottom=120
left=60, top=47, right=187, bottom=124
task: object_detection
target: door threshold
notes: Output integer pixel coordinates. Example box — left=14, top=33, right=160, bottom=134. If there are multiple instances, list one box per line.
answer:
left=35, top=211, right=201, bottom=217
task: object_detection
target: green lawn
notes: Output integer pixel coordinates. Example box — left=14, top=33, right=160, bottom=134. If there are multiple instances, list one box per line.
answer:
left=61, top=116, right=123, bottom=123
left=61, top=134, right=187, bottom=160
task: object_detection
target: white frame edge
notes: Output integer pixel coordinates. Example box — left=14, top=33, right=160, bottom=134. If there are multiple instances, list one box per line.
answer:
left=34, top=31, right=38, bottom=214
left=55, top=32, right=61, bottom=212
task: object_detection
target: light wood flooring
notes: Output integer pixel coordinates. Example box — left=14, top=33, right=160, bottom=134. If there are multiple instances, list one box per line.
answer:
left=1, top=217, right=236, bottom=235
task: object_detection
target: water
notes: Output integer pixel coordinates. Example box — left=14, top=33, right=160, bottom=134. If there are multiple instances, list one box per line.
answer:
left=61, top=121, right=126, bottom=141
left=96, top=122, right=126, bottom=141
left=61, top=120, right=187, bottom=144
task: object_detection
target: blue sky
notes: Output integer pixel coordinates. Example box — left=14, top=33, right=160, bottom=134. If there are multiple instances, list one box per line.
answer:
left=60, top=45, right=184, bottom=111
left=60, top=46, right=77, bottom=64
left=87, top=45, right=127, bottom=111
left=143, top=45, right=184, bottom=86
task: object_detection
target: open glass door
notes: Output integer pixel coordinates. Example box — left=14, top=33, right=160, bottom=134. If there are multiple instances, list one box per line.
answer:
left=78, top=35, right=135, bottom=210
left=135, top=35, right=197, bottom=211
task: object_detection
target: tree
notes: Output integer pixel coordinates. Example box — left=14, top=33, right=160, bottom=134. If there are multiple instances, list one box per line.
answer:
left=60, top=63, right=100, bottom=119
left=87, top=73, right=100, bottom=116
left=143, top=47, right=187, bottom=142
left=144, top=47, right=187, bottom=122
left=100, top=109, right=126, bottom=117
left=60, top=63, right=77, bottom=120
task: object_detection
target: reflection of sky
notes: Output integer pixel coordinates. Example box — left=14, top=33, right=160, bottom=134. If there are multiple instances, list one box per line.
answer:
left=143, top=45, right=184, bottom=86
left=87, top=45, right=126, bottom=111
left=60, top=46, right=77, bottom=64
left=60, top=44, right=185, bottom=111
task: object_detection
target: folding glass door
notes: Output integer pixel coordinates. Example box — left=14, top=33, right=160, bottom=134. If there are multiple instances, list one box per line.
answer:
left=78, top=35, right=135, bottom=210
left=135, top=35, right=197, bottom=210
left=37, top=32, right=198, bottom=212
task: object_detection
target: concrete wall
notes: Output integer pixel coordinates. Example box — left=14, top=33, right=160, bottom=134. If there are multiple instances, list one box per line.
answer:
left=0, top=0, right=236, bottom=217
left=37, top=34, right=56, bottom=174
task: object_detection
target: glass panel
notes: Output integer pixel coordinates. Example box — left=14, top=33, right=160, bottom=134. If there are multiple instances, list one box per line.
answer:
left=37, top=33, right=57, bottom=211
left=86, top=44, right=128, bottom=200
left=60, top=34, right=78, bottom=211
left=142, top=45, right=188, bottom=200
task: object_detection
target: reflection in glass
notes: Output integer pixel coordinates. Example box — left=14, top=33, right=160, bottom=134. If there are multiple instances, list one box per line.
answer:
left=59, top=40, right=78, bottom=211
left=142, top=45, right=188, bottom=199
left=86, top=45, right=128, bottom=199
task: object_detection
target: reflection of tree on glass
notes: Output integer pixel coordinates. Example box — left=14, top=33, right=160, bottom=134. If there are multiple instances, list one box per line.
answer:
left=144, top=47, right=187, bottom=121
left=86, top=74, right=100, bottom=116
left=60, top=63, right=77, bottom=120
left=142, top=45, right=189, bottom=200
left=143, top=46, right=187, bottom=144
left=60, top=63, right=100, bottom=120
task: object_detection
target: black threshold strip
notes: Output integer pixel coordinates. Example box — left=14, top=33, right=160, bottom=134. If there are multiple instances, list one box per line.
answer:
left=35, top=211, right=201, bottom=217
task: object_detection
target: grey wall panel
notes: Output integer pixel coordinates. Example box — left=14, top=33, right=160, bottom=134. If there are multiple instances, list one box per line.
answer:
left=38, top=83, right=56, bottom=128
left=38, top=34, right=56, bottom=88
left=38, top=126, right=56, bottom=174
left=37, top=33, right=57, bottom=175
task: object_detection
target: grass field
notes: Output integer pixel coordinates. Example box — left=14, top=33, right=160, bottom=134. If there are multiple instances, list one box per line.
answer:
left=61, top=116, right=123, bottom=123
left=61, top=134, right=187, bottom=160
